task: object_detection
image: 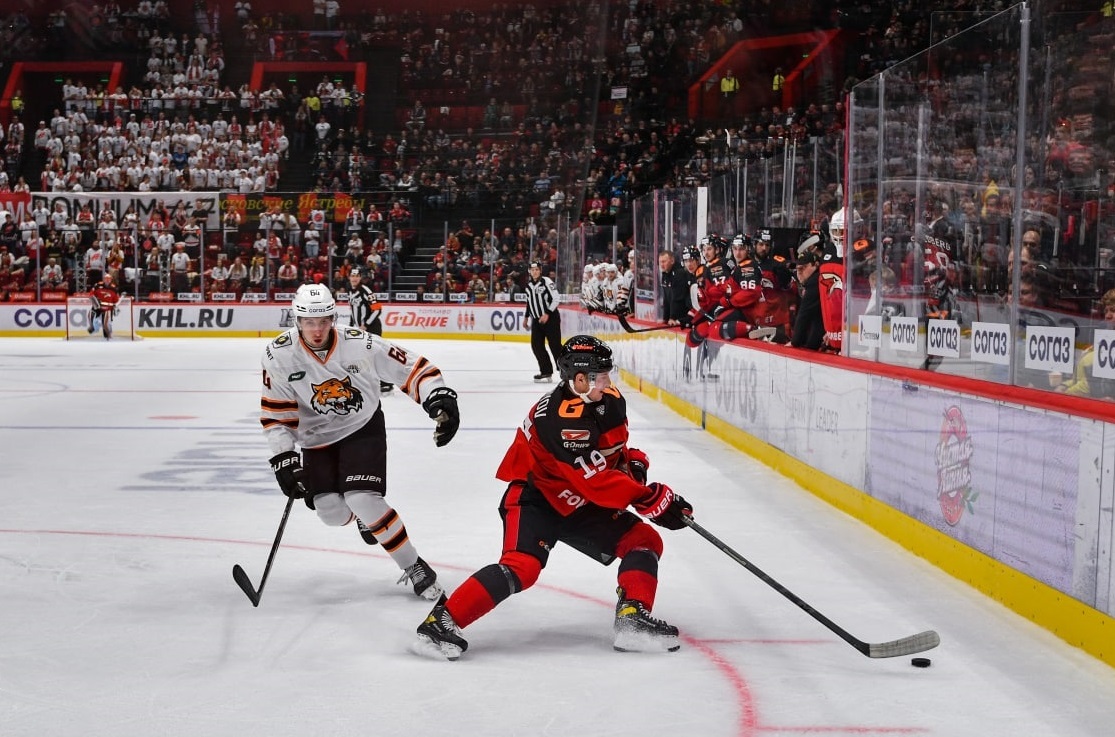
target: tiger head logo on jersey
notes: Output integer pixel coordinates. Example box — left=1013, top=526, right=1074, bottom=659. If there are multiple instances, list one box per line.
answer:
left=310, top=376, right=364, bottom=415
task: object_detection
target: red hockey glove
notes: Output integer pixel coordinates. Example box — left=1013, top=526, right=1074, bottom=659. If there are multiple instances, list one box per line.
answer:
left=634, top=482, right=693, bottom=530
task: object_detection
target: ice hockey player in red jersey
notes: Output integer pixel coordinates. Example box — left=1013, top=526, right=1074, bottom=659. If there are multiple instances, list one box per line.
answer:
left=88, top=273, right=121, bottom=338
left=686, top=235, right=776, bottom=346
left=260, top=284, right=460, bottom=600
left=715, top=234, right=778, bottom=341
left=414, top=335, right=692, bottom=660
left=684, top=235, right=734, bottom=346
left=752, top=229, right=796, bottom=342
left=818, top=207, right=861, bottom=352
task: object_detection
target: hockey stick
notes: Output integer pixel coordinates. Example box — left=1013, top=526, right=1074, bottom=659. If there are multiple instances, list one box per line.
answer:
left=615, top=313, right=678, bottom=333
left=232, top=495, right=295, bottom=607
left=683, top=516, right=940, bottom=658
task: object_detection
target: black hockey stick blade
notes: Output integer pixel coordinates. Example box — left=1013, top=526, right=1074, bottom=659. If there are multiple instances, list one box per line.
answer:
left=684, top=516, right=940, bottom=658
left=616, top=313, right=676, bottom=333
left=232, top=563, right=261, bottom=607
left=231, top=495, right=295, bottom=608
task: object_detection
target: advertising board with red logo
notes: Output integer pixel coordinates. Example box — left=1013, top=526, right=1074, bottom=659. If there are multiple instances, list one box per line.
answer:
left=864, top=379, right=1078, bottom=595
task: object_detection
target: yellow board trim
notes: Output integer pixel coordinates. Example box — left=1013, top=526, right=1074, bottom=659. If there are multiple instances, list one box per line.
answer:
left=620, top=368, right=1115, bottom=668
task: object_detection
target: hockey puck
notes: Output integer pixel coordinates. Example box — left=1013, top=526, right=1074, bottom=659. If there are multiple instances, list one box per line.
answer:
left=910, top=657, right=932, bottom=668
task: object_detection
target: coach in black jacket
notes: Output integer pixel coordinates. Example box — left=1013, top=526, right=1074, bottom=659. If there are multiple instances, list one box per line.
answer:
left=790, top=250, right=825, bottom=350
left=658, top=250, right=691, bottom=325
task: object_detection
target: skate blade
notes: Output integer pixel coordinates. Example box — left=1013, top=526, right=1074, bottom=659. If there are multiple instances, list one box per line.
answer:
left=613, top=630, right=681, bottom=653
left=411, top=634, right=462, bottom=661
left=416, top=580, right=445, bottom=601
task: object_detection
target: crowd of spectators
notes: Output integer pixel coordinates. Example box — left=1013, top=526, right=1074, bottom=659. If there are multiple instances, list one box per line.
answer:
left=4, top=0, right=1115, bottom=326
left=28, top=24, right=299, bottom=195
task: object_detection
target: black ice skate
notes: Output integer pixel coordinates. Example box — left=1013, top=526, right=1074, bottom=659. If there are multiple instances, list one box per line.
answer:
left=533, top=373, right=552, bottom=383
left=355, top=518, right=378, bottom=546
left=613, top=589, right=680, bottom=653
left=414, top=595, right=468, bottom=661
left=397, top=556, right=444, bottom=600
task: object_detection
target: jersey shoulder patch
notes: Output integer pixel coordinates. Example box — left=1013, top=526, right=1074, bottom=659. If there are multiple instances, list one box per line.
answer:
left=343, top=327, right=365, bottom=340
left=271, top=332, right=293, bottom=348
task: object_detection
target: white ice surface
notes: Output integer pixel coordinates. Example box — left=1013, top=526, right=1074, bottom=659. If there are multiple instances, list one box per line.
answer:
left=2, top=337, right=1114, bottom=737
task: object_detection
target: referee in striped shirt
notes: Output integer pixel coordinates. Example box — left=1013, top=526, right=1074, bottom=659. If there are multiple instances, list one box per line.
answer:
left=525, top=261, right=562, bottom=382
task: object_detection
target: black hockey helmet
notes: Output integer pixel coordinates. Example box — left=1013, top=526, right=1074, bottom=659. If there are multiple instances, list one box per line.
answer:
left=557, top=335, right=614, bottom=381
left=701, top=234, right=728, bottom=256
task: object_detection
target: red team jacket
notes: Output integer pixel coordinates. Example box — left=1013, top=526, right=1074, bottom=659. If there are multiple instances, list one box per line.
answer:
left=496, top=383, right=647, bottom=517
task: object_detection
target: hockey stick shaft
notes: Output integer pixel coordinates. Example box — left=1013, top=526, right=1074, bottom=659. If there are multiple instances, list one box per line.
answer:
left=616, top=313, right=677, bottom=333
left=683, top=516, right=939, bottom=658
left=232, top=495, right=295, bottom=607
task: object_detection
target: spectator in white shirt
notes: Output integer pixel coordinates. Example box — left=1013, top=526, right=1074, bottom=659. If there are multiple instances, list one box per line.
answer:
left=303, top=227, right=321, bottom=258
left=170, top=242, right=191, bottom=292
left=314, top=115, right=331, bottom=145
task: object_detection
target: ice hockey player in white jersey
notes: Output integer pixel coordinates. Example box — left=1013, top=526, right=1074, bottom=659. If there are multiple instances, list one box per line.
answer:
left=615, top=256, right=635, bottom=315
left=260, top=284, right=460, bottom=600
left=579, top=264, right=602, bottom=313
left=591, top=264, right=608, bottom=308
left=601, top=262, right=620, bottom=313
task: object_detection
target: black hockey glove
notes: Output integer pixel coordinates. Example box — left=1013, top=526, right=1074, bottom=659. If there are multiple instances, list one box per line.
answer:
left=422, top=387, right=460, bottom=447
left=634, top=482, right=692, bottom=530
left=270, top=451, right=307, bottom=500
left=624, top=447, right=650, bottom=484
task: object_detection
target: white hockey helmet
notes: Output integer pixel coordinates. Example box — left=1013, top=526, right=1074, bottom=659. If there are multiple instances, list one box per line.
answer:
left=583, top=263, right=595, bottom=276
left=828, top=208, right=846, bottom=249
left=291, top=284, right=336, bottom=319
left=828, top=207, right=863, bottom=256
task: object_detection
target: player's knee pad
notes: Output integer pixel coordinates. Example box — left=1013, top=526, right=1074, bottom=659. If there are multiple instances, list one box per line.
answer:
left=718, top=320, right=746, bottom=341
left=472, top=552, right=539, bottom=605
left=313, top=492, right=355, bottom=526
left=615, top=523, right=664, bottom=562
left=498, top=550, right=542, bottom=591
left=342, top=490, right=391, bottom=528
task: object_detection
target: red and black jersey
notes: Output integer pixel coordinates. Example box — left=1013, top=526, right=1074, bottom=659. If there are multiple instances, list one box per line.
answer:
left=724, top=256, right=764, bottom=320
left=495, top=383, right=646, bottom=517
left=923, top=218, right=957, bottom=273
left=90, top=283, right=120, bottom=309
left=696, top=256, right=734, bottom=312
